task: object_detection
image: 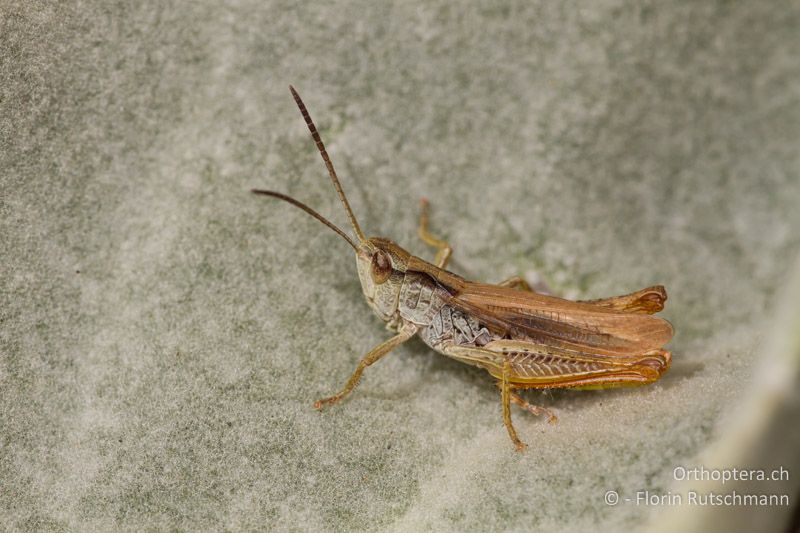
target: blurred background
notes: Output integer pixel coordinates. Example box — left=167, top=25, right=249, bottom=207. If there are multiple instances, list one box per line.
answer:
left=2, top=2, right=799, bottom=531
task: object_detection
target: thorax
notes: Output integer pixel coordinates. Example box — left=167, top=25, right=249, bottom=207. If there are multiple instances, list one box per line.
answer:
left=396, top=271, right=494, bottom=350
left=397, top=271, right=449, bottom=325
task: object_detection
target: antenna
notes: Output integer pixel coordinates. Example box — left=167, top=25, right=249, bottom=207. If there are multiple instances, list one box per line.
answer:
left=251, top=189, right=358, bottom=250
left=289, top=85, right=366, bottom=242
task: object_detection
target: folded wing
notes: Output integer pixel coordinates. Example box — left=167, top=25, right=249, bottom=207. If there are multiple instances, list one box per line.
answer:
left=446, top=281, right=674, bottom=358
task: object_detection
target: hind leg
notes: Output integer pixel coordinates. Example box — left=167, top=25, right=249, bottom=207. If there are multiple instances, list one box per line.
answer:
left=509, top=390, right=558, bottom=424
left=580, top=286, right=667, bottom=314
left=500, top=361, right=526, bottom=451
left=495, top=382, right=558, bottom=424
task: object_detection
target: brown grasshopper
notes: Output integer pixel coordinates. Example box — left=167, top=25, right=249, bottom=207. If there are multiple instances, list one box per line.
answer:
left=254, top=86, right=674, bottom=450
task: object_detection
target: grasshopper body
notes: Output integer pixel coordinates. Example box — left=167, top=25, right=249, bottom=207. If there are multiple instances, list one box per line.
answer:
left=254, top=87, right=673, bottom=450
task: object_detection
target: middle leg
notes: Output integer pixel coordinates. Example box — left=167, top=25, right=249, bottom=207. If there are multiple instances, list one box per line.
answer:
left=498, top=274, right=553, bottom=295
left=498, top=276, right=532, bottom=291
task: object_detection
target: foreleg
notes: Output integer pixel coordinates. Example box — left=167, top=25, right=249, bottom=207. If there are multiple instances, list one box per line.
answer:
left=418, top=198, right=452, bottom=268
left=314, top=324, right=417, bottom=409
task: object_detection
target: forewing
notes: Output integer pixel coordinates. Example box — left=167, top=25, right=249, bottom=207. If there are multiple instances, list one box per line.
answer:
left=447, top=281, right=673, bottom=357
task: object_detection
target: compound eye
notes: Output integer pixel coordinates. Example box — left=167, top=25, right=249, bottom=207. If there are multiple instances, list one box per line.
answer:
left=370, top=250, right=392, bottom=285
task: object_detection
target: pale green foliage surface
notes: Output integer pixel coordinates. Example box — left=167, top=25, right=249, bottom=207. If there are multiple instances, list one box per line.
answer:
left=2, top=2, right=799, bottom=531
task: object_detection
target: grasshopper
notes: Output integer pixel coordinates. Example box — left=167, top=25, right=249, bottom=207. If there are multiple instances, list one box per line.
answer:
left=254, top=86, right=674, bottom=450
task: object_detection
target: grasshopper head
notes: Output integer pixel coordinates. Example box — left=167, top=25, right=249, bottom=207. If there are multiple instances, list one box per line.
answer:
left=355, top=238, right=411, bottom=321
